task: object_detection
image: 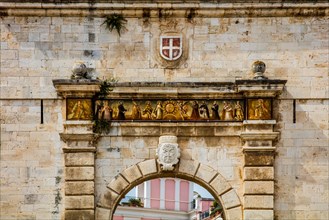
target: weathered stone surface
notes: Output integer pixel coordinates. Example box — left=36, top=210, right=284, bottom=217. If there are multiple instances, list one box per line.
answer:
left=244, top=195, right=273, bottom=209
left=108, top=175, right=129, bottom=194
left=65, top=195, right=94, bottom=209
left=64, top=152, right=94, bottom=166
left=244, top=181, right=274, bottom=194
left=65, top=167, right=94, bottom=180
left=220, top=189, right=241, bottom=209
left=244, top=210, right=274, bottom=220
left=210, top=174, right=232, bottom=196
left=95, top=207, right=111, bottom=220
left=65, top=210, right=94, bottom=220
left=98, top=190, right=120, bottom=209
left=244, top=151, right=274, bottom=166
left=121, top=165, right=142, bottom=183
left=178, top=160, right=199, bottom=177
left=195, top=164, right=217, bottom=183
left=65, top=181, right=94, bottom=195
left=226, top=206, right=243, bottom=220
left=138, top=159, right=157, bottom=176
left=244, top=167, right=274, bottom=180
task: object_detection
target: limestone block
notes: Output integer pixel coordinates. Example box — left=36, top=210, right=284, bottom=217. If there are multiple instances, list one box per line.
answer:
left=226, top=206, right=243, bottom=220
left=244, top=195, right=273, bottom=209
left=65, top=167, right=94, bottom=180
left=244, top=151, right=274, bottom=166
left=196, top=164, right=217, bottom=183
left=98, top=190, right=119, bottom=208
left=178, top=160, right=199, bottom=177
left=220, top=189, right=241, bottom=209
left=138, top=159, right=157, bottom=176
left=65, top=181, right=94, bottom=195
left=121, top=165, right=142, bottom=183
left=95, top=207, right=111, bottom=220
left=108, top=175, right=129, bottom=194
left=65, top=195, right=94, bottom=209
left=244, top=210, right=273, bottom=220
left=244, top=181, right=274, bottom=194
left=64, top=152, right=94, bottom=166
left=65, top=210, right=94, bottom=220
left=210, top=174, right=231, bottom=196
left=244, top=167, right=274, bottom=180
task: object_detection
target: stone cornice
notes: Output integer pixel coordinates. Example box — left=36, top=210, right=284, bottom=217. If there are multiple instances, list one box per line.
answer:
left=0, top=2, right=328, bottom=17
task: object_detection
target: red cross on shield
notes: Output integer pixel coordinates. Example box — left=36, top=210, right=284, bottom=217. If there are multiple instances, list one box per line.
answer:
left=160, top=36, right=182, bottom=61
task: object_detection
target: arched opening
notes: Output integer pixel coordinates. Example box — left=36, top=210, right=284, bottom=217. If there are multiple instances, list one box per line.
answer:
left=113, top=177, right=225, bottom=220
left=96, top=159, right=242, bottom=220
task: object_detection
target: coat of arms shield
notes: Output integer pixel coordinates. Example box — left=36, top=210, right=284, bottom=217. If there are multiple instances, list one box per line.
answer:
left=160, top=36, right=182, bottom=61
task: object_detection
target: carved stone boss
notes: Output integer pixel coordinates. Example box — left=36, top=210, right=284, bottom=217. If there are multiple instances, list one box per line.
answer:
left=156, top=136, right=180, bottom=171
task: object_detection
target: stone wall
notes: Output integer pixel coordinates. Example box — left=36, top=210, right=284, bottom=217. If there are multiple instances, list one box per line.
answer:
left=0, top=2, right=328, bottom=220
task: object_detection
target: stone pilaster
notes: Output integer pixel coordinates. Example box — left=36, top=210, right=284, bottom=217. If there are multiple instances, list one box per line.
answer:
left=60, top=123, right=98, bottom=220
left=241, top=120, right=277, bottom=220
left=53, top=79, right=100, bottom=220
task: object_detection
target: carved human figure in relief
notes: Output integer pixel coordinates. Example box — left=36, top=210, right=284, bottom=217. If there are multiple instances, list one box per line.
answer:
left=142, top=101, right=153, bottom=120
left=234, top=101, right=244, bottom=121
left=211, top=101, right=220, bottom=120
left=154, top=101, right=164, bottom=120
left=220, top=101, right=234, bottom=121
left=199, top=101, right=210, bottom=119
left=190, top=101, right=200, bottom=120
left=117, top=101, right=127, bottom=120
left=254, top=99, right=270, bottom=119
left=100, top=101, right=113, bottom=121
left=68, top=100, right=90, bottom=120
left=132, top=101, right=141, bottom=120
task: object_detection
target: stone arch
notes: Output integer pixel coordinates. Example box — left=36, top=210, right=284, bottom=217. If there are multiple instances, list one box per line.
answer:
left=96, top=159, right=243, bottom=220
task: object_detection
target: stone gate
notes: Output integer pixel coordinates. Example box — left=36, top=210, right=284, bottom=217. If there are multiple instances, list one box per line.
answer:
left=53, top=76, right=286, bottom=220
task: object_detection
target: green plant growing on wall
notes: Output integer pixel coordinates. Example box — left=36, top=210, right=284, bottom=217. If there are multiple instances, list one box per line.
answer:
left=128, top=198, right=143, bottom=207
left=93, top=78, right=117, bottom=134
left=102, top=13, right=127, bottom=36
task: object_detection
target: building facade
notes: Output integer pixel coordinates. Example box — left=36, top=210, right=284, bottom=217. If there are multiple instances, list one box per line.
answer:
left=0, top=1, right=328, bottom=220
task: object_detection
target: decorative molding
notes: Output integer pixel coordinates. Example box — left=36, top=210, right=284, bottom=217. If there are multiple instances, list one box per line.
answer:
left=53, top=79, right=100, bottom=98
left=240, top=132, right=279, bottom=141
left=0, top=2, right=328, bottom=17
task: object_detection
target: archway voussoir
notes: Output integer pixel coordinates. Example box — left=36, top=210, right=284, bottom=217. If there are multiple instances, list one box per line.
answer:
left=195, top=164, right=217, bottom=183
left=98, top=189, right=120, bottom=209
left=178, top=159, right=199, bottom=177
left=220, top=189, right=242, bottom=210
left=95, top=207, right=111, bottom=220
left=107, top=174, right=129, bottom=195
left=210, top=173, right=232, bottom=196
left=121, top=165, right=142, bottom=183
left=138, top=159, right=158, bottom=176
left=226, top=206, right=243, bottom=220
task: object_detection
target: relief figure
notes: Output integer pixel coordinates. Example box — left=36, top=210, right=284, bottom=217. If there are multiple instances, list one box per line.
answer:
left=100, top=101, right=113, bottom=121
left=253, top=99, right=270, bottom=119
left=211, top=101, right=220, bottom=120
left=67, top=100, right=91, bottom=120
left=118, top=101, right=127, bottom=120
left=220, top=101, right=234, bottom=121
left=154, top=101, right=164, bottom=120
left=132, top=101, right=142, bottom=120
left=199, top=101, right=210, bottom=119
left=190, top=101, right=200, bottom=120
left=234, top=101, right=244, bottom=121
left=142, top=101, right=153, bottom=120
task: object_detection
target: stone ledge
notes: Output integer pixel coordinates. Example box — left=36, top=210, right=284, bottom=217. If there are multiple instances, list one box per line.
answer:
left=1, top=3, right=328, bottom=17
left=240, top=132, right=279, bottom=141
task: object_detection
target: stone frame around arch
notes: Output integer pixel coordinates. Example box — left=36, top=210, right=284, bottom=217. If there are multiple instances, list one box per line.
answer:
left=96, top=159, right=243, bottom=220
